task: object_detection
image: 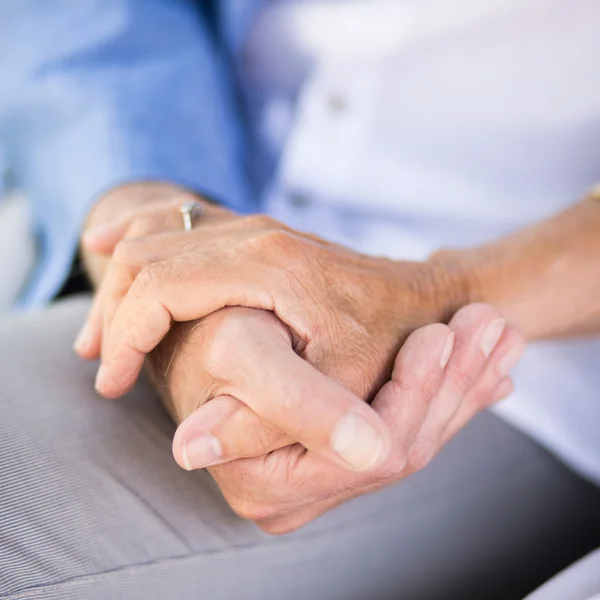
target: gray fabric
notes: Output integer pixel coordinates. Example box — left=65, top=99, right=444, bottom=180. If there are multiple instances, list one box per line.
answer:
left=526, top=549, right=600, bottom=600
left=1, top=297, right=599, bottom=600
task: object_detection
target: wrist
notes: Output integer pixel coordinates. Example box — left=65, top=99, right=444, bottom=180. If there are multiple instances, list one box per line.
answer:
left=429, top=241, right=557, bottom=341
left=421, top=251, right=477, bottom=324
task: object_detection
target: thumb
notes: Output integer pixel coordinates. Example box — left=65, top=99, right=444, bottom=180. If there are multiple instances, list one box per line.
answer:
left=172, top=395, right=295, bottom=469
left=171, top=315, right=392, bottom=474
left=209, top=328, right=393, bottom=473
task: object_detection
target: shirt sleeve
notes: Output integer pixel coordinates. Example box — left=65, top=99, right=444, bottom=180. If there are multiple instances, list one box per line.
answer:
left=1, top=0, right=255, bottom=308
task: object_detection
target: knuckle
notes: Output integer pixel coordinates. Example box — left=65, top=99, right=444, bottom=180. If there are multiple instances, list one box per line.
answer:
left=243, top=228, right=287, bottom=256
left=256, top=518, right=299, bottom=536
left=229, top=497, right=276, bottom=521
left=112, top=238, right=139, bottom=264
left=256, top=521, right=285, bottom=535
left=228, top=497, right=254, bottom=520
left=128, top=215, right=156, bottom=238
left=466, top=379, right=497, bottom=411
left=239, top=416, right=280, bottom=455
left=133, top=262, right=168, bottom=296
left=418, top=372, right=443, bottom=405
left=266, top=229, right=299, bottom=258
left=452, top=362, right=479, bottom=392
left=171, top=236, right=204, bottom=257
left=376, top=453, right=407, bottom=483
left=455, top=302, right=502, bottom=325
left=214, top=311, right=255, bottom=340
left=120, top=306, right=170, bottom=356
left=238, top=222, right=298, bottom=260
left=212, top=466, right=259, bottom=520
left=240, top=214, right=278, bottom=230
left=469, top=392, right=492, bottom=413
left=203, top=313, right=256, bottom=368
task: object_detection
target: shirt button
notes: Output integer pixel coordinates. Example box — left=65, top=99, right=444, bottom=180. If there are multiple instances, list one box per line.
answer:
left=327, top=93, right=347, bottom=114
left=288, top=191, right=311, bottom=208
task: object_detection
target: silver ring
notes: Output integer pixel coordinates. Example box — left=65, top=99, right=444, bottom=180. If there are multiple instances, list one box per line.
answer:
left=180, top=200, right=203, bottom=231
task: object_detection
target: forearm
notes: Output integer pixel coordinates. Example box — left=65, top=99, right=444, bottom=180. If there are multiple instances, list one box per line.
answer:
left=438, top=188, right=600, bottom=341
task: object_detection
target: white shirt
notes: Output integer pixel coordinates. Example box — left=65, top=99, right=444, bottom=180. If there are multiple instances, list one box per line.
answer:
left=238, top=0, right=600, bottom=485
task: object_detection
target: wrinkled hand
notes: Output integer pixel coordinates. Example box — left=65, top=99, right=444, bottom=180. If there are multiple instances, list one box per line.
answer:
left=78, top=204, right=469, bottom=408
left=76, top=187, right=525, bottom=531
left=153, top=304, right=522, bottom=533
left=147, top=306, right=396, bottom=473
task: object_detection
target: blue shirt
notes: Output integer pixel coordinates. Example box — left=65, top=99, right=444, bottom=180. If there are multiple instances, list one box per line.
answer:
left=0, top=0, right=264, bottom=309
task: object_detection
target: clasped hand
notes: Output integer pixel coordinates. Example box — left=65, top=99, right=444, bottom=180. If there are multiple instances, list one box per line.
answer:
left=75, top=186, right=524, bottom=533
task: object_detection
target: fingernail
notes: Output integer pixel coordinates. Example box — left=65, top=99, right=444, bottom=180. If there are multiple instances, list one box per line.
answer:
left=83, top=224, right=111, bottom=241
left=182, top=435, right=223, bottom=470
left=440, top=332, right=455, bottom=369
left=331, top=413, right=386, bottom=472
left=95, top=365, right=109, bottom=392
left=480, top=319, right=506, bottom=357
left=497, top=343, right=526, bottom=376
left=82, top=226, right=114, bottom=249
left=492, top=377, right=514, bottom=402
left=74, top=322, right=91, bottom=353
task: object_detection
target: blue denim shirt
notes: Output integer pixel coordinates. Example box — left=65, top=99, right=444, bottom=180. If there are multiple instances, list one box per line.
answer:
left=0, top=0, right=263, bottom=309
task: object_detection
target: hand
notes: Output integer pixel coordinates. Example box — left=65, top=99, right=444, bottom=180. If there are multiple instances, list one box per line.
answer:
left=78, top=207, right=470, bottom=407
left=147, top=306, right=395, bottom=473
left=78, top=181, right=236, bottom=293
left=81, top=194, right=524, bottom=523
left=161, top=303, right=523, bottom=533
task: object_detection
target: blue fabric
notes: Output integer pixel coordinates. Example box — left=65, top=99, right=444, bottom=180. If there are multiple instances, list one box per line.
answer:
left=0, top=0, right=264, bottom=309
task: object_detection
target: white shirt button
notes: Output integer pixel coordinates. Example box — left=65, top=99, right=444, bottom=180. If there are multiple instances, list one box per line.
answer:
left=288, top=190, right=311, bottom=208
left=327, top=93, right=348, bottom=113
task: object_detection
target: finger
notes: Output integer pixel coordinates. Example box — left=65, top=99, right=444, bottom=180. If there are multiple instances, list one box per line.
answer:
left=258, top=324, right=455, bottom=527
left=490, top=377, right=515, bottom=403
left=78, top=202, right=244, bottom=362
left=82, top=218, right=198, bottom=363
left=100, top=210, right=196, bottom=357
left=96, top=215, right=336, bottom=397
left=82, top=212, right=138, bottom=254
left=76, top=204, right=187, bottom=356
left=97, top=218, right=344, bottom=396
left=255, top=495, right=342, bottom=534
left=75, top=243, right=143, bottom=361
left=99, top=227, right=177, bottom=362
left=94, top=211, right=263, bottom=364
left=100, top=261, right=140, bottom=362
left=254, top=321, right=520, bottom=532
left=368, top=323, right=454, bottom=471
left=406, top=304, right=508, bottom=463
left=208, top=444, right=309, bottom=523
left=459, top=325, right=523, bottom=412
left=73, top=284, right=107, bottom=359
left=441, top=328, right=524, bottom=444
left=172, top=395, right=294, bottom=469
left=177, top=325, right=391, bottom=473
left=441, top=377, right=515, bottom=446
left=211, top=320, right=518, bottom=533
left=210, top=322, right=456, bottom=523
left=96, top=251, right=277, bottom=397
left=82, top=198, right=184, bottom=254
